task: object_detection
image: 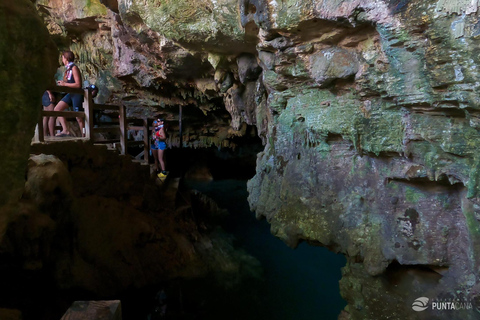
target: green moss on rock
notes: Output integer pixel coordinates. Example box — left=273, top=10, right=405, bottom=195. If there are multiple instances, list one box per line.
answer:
left=124, top=0, right=244, bottom=45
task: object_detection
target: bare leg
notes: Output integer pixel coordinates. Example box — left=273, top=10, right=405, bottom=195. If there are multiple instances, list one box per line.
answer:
left=43, top=103, right=54, bottom=136
left=51, top=100, right=70, bottom=135
left=158, top=149, right=166, bottom=172
left=42, top=112, right=49, bottom=137
left=76, top=117, right=84, bottom=136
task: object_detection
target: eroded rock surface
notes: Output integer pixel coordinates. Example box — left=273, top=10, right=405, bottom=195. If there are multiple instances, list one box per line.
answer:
left=246, top=0, right=480, bottom=319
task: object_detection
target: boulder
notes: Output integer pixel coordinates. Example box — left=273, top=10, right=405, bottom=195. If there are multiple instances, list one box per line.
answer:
left=0, top=0, right=57, bottom=207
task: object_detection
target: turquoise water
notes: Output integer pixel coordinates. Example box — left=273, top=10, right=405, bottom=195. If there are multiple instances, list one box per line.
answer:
left=186, top=179, right=347, bottom=320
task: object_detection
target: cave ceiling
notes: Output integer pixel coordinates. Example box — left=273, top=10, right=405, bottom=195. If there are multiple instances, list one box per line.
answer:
left=34, top=0, right=262, bottom=149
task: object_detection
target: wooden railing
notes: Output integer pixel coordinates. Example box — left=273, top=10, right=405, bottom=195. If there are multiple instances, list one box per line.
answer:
left=36, top=85, right=127, bottom=155
left=35, top=86, right=162, bottom=164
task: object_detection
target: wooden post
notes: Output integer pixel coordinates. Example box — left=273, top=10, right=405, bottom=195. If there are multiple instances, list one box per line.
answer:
left=143, top=118, right=149, bottom=163
left=179, top=105, right=183, bottom=148
left=83, top=88, right=94, bottom=140
left=37, top=111, right=45, bottom=143
left=119, top=104, right=127, bottom=155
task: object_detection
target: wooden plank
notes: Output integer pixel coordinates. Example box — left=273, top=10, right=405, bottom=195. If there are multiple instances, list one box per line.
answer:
left=119, top=104, right=127, bottom=155
left=128, top=125, right=143, bottom=131
left=135, top=150, right=145, bottom=160
left=128, top=125, right=156, bottom=131
left=84, top=88, right=94, bottom=139
left=41, top=110, right=85, bottom=118
left=60, top=300, right=122, bottom=320
left=42, top=136, right=89, bottom=142
left=33, top=124, right=40, bottom=143
left=143, top=118, right=149, bottom=163
left=37, top=111, right=45, bottom=142
left=48, top=85, right=84, bottom=95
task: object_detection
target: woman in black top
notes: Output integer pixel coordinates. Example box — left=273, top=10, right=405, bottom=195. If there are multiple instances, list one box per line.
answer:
left=49, top=50, right=83, bottom=137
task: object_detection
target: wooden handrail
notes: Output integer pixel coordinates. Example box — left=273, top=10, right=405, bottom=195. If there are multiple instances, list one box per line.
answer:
left=47, top=85, right=84, bottom=95
left=128, top=125, right=157, bottom=131
left=36, top=85, right=157, bottom=165
left=42, top=110, right=85, bottom=118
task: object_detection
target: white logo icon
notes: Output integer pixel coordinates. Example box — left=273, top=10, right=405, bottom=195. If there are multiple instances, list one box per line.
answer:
left=412, top=297, right=429, bottom=311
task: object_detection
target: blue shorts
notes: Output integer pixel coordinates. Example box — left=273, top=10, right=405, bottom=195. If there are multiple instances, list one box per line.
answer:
left=61, top=93, right=84, bottom=112
left=42, top=91, right=53, bottom=107
left=151, top=140, right=166, bottom=150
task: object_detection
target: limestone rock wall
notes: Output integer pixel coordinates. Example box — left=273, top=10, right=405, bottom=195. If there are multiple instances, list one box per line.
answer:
left=245, top=0, right=480, bottom=319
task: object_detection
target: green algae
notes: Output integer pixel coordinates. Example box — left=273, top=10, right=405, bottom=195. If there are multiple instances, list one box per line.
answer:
left=83, top=0, right=107, bottom=16
left=271, top=88, right=404, bottom=156
left=128, top=0, right=243, bottom=43
left=404, top=186, right=426, bottom=204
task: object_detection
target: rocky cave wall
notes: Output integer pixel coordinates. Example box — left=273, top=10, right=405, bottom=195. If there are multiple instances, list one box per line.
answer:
left=3, top=0, right=480, bottom=319
left=245, top=0, right=480, bottom=319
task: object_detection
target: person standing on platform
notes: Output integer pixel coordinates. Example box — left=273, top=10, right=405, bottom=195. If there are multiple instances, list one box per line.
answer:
left=49, top=50, right=84, bottom=137
left=41, top=90, right=55, bottom=136
left=151, top=118, right=168, bottom=178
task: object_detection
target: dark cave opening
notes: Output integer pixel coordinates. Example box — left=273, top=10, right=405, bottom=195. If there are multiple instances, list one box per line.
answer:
left=162, top=131, right=264, bottom=180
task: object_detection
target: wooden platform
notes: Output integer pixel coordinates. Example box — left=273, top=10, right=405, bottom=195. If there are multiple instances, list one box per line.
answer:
left=60, top=300, right=122, bottom=320
left=40, top=136, right=89, bottom=143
